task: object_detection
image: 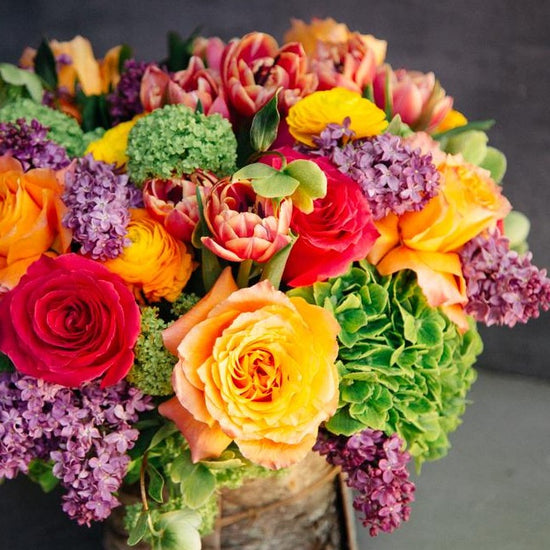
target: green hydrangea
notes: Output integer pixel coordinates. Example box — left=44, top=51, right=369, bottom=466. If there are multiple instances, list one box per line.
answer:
left=0, top=98, right=86, bottom=157
left=288, top=260, right=482, bottom=468
left=127, top=307, right=176, bottom=396
left=126, top=104, right=237, bottom=185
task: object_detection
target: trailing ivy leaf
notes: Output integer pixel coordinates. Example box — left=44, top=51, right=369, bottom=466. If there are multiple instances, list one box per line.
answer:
left=0, top=63, right=44, bottom=104
left=127, top=510, right=149, bottom=546
left=147, top=462, right=165, bottom=503
left=250, top=90, right=280, bottom=152
left=34, top=38, right=58, bottom=90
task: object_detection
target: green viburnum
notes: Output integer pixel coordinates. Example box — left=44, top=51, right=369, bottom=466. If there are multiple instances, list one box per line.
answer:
left=288, top=260, right=482, bottom=468
left=127, top=307, right=176, bottom=396
left=126, top=104, right=237, bottom=185
left=0, top=98, right=86, bottom=157
left=170, top=292, right=201, bottom=318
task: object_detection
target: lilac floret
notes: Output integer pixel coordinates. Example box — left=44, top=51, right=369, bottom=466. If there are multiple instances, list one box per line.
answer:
left=108, top=59, right=149, bottom=125
left=314, top=428, right=415, bottom=536
left=312, top=121, right=440, bottom=219
left=0, top=372, right=153, bottom=526
left=460, top=229, right=550, bottom=327
left=0, top=118, right=70, bottom=171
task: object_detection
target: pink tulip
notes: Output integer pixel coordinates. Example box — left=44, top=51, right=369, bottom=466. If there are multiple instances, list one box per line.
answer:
left=192, top=36, right=225, bottom=74
left=143, top=170, right=218, bottom=242
left=220, top=32, right=318, bottom=118
left=201, top=178, right=292, bottom=263
left=373, top=65, right=453, bottom=132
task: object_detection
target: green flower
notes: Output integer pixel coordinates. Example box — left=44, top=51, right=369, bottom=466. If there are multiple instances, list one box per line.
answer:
left=288, top=261, right=482, bottom=468
left=126, top=104, right=237, bottom=185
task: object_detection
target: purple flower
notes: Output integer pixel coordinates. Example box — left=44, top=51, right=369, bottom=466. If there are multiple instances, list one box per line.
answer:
left=0, top=118, right=70, bottom=171
left=315, top=428, right=415, bottom=536
left=108, top=59, right=149, bottom=125
left=460, top=229, right=550, bottom=327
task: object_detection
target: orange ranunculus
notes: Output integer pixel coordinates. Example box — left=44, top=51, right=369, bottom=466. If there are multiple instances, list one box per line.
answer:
left=368, top=155, right=511, bottom=327
left=101, top=209, right=194, bottom=303
left=159, top=268, right=340, bottom=469
left=0, top=156, right=71, bottom=291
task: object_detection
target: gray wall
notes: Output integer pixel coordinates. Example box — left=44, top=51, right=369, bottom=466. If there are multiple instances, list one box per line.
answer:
left=0, top=0, right=548, bottom=382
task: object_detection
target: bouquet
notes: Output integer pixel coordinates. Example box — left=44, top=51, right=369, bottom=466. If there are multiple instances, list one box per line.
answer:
left=1, top=16, right=549, bottom=549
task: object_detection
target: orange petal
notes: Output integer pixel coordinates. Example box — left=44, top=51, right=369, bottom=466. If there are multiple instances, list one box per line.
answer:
left=441, top=304, right=470, bottom=333
left=162, top=267, right=238, bottom=355
left=158, top=396, right=231, bottom=463
left=367, top=214, right=400, bottom=265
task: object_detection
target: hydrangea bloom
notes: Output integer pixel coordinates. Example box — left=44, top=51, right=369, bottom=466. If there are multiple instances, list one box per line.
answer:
left=108, top=59, right=149, bottom=124
left=313, top=120, right=440, bottom=219
left=0, top=371, right=153, bottom=525
left=0, top=119, right=70, bottom=170
left=315, top=428, right=415, bottom=536
left=460, top=229, right=550, bottom=326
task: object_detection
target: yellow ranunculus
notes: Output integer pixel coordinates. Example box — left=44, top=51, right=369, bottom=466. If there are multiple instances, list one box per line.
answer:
left=159, top=268, right=340, bottom=469
left=101, top=209, right=194, bottom=303
left=435, top=109, right=468, bottom=133
left=286, top=88, right=388, bottom=147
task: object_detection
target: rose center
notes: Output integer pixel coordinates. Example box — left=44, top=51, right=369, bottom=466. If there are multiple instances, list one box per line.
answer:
left=232, top=349, right=281, bottom=402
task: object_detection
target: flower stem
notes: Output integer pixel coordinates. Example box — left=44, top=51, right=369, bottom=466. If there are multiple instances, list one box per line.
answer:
left=237, top=259, right=253, bottom=288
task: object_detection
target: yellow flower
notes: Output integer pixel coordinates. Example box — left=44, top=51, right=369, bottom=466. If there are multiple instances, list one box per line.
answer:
left=159, top=268, right=340, bottom=469
left=86, top=116, right=142, bottom=167
left=284, top=17, right=351, bottom=55
left=286, top=88, right=388, bottom=147
left=101, top=209, right=194, bottom=303
left=435, top=109, right=468, bottom=133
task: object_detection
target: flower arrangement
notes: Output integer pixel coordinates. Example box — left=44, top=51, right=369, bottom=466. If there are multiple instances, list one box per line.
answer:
left=1, top=16, right=549, bottom=549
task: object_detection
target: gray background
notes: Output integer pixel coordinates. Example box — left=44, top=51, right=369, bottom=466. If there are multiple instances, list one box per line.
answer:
left=0, top=1, right=548, bottom=548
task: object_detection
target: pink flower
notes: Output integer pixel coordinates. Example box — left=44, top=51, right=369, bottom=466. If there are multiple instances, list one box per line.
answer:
left=0, top=254, right=140, bottom=388
left=192, top=36, right=225, bottom=74
left=201, top=178, right=292, bottom=263
left=220, top=32, right=318, bottom=118
left=143, top=170, right=218, bottom=242
left=373, top=66, right=453, bottom=132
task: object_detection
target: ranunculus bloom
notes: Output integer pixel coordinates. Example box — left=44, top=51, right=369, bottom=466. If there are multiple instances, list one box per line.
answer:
left=368, top=154, right=511, bottom=328
left=0, top=254, right=140, bottom=388
left=144, top=170, right=218, bottom=242
left=373, top=66, right=453, bottom=132
left=220, top=32, right=318, bottom=118
left=286, top=88, right=388, bottom=147
left=101, top=209, right=194, bottom=303
left=159, top=268, right=340, bottom=469
left=201, top=178, right=292, bottom=263
left=0, top=156, right=71, bottom=291
left=265, top=148, right=379, bottom=287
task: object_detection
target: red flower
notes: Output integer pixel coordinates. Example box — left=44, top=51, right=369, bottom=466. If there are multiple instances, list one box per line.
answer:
left=0, top=254, right=140, bottom=388
left=265, top=148, right=379, bottom=287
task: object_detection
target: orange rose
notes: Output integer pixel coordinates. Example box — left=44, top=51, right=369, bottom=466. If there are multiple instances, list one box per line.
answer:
left=101, top=209, right=194, bottom=303
left=0, top=156, right=71, bottom=290
left=159, top=268, right=340, bottom=469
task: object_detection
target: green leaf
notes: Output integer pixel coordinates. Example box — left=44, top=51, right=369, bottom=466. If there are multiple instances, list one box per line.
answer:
left=117, top=44, right=133, bottom=74
left=0, top=63, right=44, bottom=103
left=157, top=510, right=202, bottom=550
left=147, top=463, right=165, bottom=503
left=325, top=408, right=366, bottom=435
left=432, top=119, right=495, bottom=141
left=165, top=29, right=200, bottom=72
left=341, top=380, right=372, bottom=403
left=250, top=171, right=300, bottom=198
left=34, top=38, right=57, bottom=90
left=0, top=352, right=14, bottom=373
left=148, top=422, right=180, bottom=451
left=282, top=159, right=327, bottom=212
left=233, top=163, right=279, bottom=181
left=443, top=130, right=488, bottom=165
left=169, top=450, right=195, bottom=484
left=479, top=146, right=507, bottom=183
left=27, top=460, right=59, bottom=493
left=260, top=234, right=296, bottom=289
left=127, top=510, right=149, bottom=546
left=250, top=90, right=280, bottom=152
left=181, top=463, right=216, bottom=509
left=77, top=92, right=112, bottom=131
left=504, top=210, right=530, bottom=251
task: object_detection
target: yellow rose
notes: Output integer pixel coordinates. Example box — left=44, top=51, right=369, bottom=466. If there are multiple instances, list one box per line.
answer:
left=101, top=209, right=194, bottom=303
left=286, top=88, right=388, bottom=147
left=0, top=156, right=71, bottom=290
left=159, top=268, right=340, bottom=469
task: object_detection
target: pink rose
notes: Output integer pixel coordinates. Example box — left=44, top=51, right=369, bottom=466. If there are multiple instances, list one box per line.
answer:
left=0, top=254, right=140, bottom=388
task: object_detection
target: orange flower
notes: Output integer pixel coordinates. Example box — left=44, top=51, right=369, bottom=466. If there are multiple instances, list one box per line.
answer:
left=284, top=17, right=351, bottom=56
left=159, top=268, right=340, bottom=469
left=0, top=156, right=71, bottom=290
left=101, top=209, right=194, bottom=303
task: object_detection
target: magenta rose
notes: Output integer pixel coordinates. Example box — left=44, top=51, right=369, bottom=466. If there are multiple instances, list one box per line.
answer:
left=264, top=148, right=379, bottom=287
left=0, top=254, right=140, bottom=388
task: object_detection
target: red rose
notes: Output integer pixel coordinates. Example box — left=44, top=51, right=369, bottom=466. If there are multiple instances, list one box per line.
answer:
left=0, top=254, right=140, bottom=388
left=264, top=148, right=379, bottom=287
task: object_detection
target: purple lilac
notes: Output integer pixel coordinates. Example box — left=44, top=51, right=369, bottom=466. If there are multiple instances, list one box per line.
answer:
left=0, top=371, right=153, bottom=525
left=63, top=154, right=137, bottom=260
left=0, top=118, right=70, bottom=171
left=312, top=120, right=440, bottom=220
left=314, top=428, right=415, bottom=536
left=108, top=59, right=148, bottom=125
left=460, top=229, right=550, bottom=327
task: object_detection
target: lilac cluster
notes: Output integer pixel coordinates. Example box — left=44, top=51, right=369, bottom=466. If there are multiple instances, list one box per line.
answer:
left=314, top=428, right=415, bottom=536
left=63, top=154, right=139, bottom=259
left=0, top=118, right=70, bottom=171
left=460, top=229, right=550, bottom=327
left=313, top=121, right=440, bottom=219
left=108, top=59, right=148, bottom=125
left=0, top=371, right=152, bottom=525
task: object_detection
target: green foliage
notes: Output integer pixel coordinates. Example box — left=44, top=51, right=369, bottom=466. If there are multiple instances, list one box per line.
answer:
left=170, top=292, right=201, bottom=318
left=126, top=104, right=237, bottom=185
left=0, top=352, right=14, bottom=373
left=504, top=210, right=530, bottom=254
left=0, top=98, right=85, bottom=157
left=127, top=307, right=176, bottom=396
left=33, top=39, right=58, bottom=90
left=289, top=261, right=482, bottom=469
left=27, top=459, right=59, bottom=492
left=249, top=91, right=280, bottom=152
left=0, top=63, right=44, bottom=106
